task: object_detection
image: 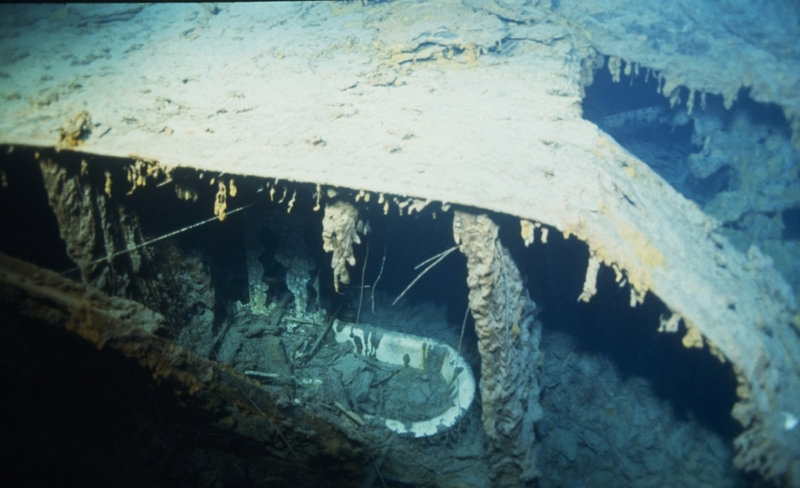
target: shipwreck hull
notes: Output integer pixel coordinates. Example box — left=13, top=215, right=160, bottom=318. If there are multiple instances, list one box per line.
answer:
left=1, top=2, right=799, bottom=486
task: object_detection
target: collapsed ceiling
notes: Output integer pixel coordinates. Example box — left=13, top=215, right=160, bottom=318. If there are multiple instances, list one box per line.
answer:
left=1, top=1, right=799, bottom=486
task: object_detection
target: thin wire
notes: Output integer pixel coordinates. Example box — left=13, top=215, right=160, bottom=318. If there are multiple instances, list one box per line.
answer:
left=61, top=201, right=260, bottom=276
left=414, top=245, right=458, bottom=270
left=392, top=246, right=458, bottom=306
left=370, top=244, right=386, bottom=314
left=452, top=305, right=471, bottom=403
left=457, top=305, right=469, bottom=361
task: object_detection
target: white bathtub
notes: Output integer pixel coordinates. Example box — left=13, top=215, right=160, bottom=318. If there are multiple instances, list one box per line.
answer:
left=333, top=319, right=476, bottom=438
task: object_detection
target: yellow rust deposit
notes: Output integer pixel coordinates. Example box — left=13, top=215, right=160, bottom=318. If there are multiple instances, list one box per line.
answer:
left=313, top=183, right=321, bottom=211
left=587, top=241, right=654, bottom=308
left=322, top=201, right=362, bottom=293
left=214, top=181, right=227, bottom=221
left=577, top=253, right=601, bottom=303
left=681, top=322, right=704, bottom=349
left=57, top=110, right=92, bottom=149
left=521, top=219, right=535, bottom=247
left=175, top=184, right=198, bottom=202
left=707, top=340, right=727, bottom=363
left=125, top=159, right=166, bottom=196
left=614, top=219, right=666, bottom=268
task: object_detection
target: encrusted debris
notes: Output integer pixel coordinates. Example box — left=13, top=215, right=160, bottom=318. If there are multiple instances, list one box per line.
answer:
left=322, top=201, right=363, bottom=293
left=453, top=211, right=543, bottom=484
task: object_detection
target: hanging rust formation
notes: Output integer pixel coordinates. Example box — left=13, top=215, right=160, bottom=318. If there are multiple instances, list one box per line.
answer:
left=453, top=211, right=543, bottom=485
left=322, top=200, right=364, bottom=294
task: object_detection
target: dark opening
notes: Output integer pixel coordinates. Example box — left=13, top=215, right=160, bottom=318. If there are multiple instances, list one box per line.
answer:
left=784, top=207, right=800, bottom=240
left=0, top=147, right=72, bottom=272
left=582, top=61, right=718, bottom=204
left=492, top=211, right=742, bottom=441
left=0, top=147, right=744, bottom=485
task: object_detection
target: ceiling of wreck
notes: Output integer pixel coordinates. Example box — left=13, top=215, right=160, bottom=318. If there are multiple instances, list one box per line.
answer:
left=1, top=1, right=799, bottom=486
